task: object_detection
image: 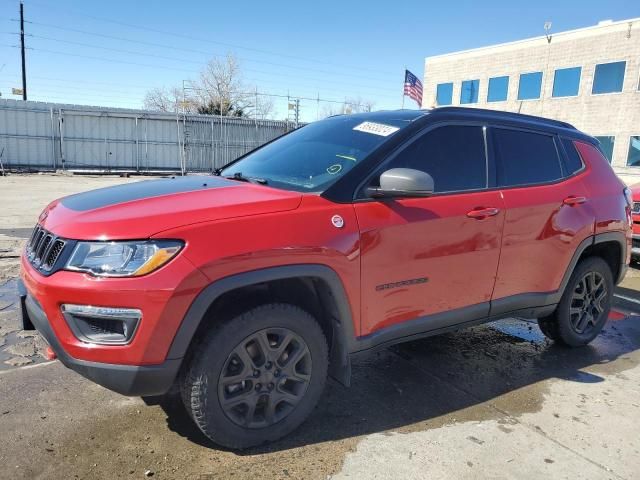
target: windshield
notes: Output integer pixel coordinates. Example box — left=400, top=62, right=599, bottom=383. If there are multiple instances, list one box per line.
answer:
left=220, top=115, right=411, bottom=193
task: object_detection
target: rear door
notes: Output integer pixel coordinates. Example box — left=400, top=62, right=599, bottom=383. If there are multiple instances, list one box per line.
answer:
left=355, top=124, right=505, bottom=336
left=490, top=127, right=594, bottom=312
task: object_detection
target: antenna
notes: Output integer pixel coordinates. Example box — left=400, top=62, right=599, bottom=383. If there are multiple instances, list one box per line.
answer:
left=544, top=21, right=553, bottom=44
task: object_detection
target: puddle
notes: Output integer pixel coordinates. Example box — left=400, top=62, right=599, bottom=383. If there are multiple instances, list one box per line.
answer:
left=0, top=278, right=47, bottom=370
left=490, top=318, right=547, bottom=344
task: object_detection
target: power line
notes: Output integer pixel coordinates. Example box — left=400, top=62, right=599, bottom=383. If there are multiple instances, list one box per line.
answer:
left=23, top=0, right=398, bottom=76
left=2, top=45, right=399, bottom=99
left=17, top=24, right=393, bottom=84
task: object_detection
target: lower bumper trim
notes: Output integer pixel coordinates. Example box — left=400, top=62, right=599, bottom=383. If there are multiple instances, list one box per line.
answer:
left=21, top=280, right=181, bottom=397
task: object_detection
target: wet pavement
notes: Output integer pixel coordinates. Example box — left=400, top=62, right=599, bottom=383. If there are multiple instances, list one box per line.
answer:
left=0, top=309, right=638, bottom=479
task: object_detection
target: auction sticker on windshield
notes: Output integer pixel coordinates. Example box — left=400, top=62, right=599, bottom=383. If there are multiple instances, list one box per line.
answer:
left=353, top=121, right=400, bottom=137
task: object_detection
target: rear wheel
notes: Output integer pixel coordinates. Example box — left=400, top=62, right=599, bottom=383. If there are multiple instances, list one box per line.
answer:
left=181, top=303, right=328, bottom=449
left=538, top=257, right=613, bottom=347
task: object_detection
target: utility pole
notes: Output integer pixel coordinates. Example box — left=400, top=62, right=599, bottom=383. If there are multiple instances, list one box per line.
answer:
left=20, top=0, right=27, bottom=101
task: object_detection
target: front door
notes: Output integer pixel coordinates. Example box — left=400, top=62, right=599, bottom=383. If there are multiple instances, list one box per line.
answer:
left=354, top=124, right=505, bottom=336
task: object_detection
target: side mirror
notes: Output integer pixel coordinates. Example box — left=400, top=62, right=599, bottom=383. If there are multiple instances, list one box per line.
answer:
left=367, top=168, right=434, bottom=198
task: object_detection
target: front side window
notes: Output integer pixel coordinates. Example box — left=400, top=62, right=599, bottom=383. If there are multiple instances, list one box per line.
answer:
left=592, top=61, right=626, bottom=94
left=518, top=72, right=543, bottom=100
left=221, top=115, right=411, bottom=192
left=460, top=80, right=480, bottom=104
left=627, top=136, right=640, bottom=167
left=436, top=82, right=453, bottom=106
left=493, top=128, right=562, bottom=187
left=552, top=67, right=581, bottom=97
left=594, top=136, right=615, bottom=164
left=488, top=76, right=509, bottom=102
left=378, top=125, right=486, bottom=193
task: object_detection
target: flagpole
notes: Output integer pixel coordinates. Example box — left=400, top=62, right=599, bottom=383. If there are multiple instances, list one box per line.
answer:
left=401, top=67, right=406, bottom=109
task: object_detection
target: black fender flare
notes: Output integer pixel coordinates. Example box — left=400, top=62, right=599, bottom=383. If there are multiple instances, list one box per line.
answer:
left=167, top=264, right=357, bottom=386
left=560, top=231, right=628, bottom=293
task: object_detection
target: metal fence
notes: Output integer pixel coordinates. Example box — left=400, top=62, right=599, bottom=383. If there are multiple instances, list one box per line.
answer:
left=0, top=99, right=295, bottom=173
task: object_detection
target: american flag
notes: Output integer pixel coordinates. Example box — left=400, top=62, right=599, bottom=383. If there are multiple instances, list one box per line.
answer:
left=403, top=70, right=423, bottom=107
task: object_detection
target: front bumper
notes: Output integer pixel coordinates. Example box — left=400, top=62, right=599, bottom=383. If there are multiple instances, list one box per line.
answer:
left=18, top=279, right=181, bottom=396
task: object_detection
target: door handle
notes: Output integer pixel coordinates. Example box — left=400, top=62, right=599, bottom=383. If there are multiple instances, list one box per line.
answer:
left=563, top=196, right=587, bottom=206
left=467, top=207, right=500, bottom=219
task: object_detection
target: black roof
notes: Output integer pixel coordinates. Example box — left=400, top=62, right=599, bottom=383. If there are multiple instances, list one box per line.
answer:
left=337, top=107, right=584, bottom=139
left=430, top=106, right=576, bottom=130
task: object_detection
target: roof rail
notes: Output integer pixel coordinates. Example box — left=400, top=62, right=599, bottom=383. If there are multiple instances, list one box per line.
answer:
left=432, top=106, right=576, bottom=130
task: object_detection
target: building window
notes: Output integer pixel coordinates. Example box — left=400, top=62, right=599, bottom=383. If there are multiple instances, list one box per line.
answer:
left=460, top=79, right=479, bottom=104
left=627, top=136, right=640, bottom=167
left=592, top=61, right=626, bottom=94
left=517, top=72, right=543, bottom=100
left=552, top=67, right=581, bottom=97
left=436, top=83, right=453, bottom=106
left=594, top=136, right=615, bottom=164
left=487, top=76, right=509, bottom=102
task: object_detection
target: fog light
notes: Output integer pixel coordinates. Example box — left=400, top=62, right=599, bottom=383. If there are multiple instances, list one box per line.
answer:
left=61, top=304, right=141, bottom=345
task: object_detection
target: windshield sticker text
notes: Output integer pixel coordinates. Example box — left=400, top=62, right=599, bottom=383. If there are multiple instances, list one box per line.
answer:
left=353, top=122, right=400, bottom=137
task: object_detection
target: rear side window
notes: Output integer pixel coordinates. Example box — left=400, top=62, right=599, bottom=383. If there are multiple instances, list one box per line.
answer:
left=493, top=128, right=562, bottom=187
left=383, top=125, right=487, bottom=193
left=560, top=138, right=584, bottom=174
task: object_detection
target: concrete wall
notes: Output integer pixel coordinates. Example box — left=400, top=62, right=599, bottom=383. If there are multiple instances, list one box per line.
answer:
left=423, top=19, right=640, bottom=185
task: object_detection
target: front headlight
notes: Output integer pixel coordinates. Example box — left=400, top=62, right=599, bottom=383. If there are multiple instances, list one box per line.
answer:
left=65, top=240, right=183, bottom=277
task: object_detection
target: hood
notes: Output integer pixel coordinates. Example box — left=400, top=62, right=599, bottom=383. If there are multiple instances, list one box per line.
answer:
left=39, top=176, right=302, bottom=240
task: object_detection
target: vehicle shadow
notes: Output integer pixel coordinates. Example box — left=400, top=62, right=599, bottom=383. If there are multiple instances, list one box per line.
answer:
left=147, top=315, right=640, bottom=454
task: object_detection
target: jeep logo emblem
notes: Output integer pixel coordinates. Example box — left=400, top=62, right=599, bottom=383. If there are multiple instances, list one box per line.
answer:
left=331, top=215, right=344, bottom=228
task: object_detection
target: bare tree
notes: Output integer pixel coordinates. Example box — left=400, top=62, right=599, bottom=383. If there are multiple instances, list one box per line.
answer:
left=345, top=96, right=375, bottom=113
left=142, top=87, right=186, bottom=113
left=320, top=103, right=345, bottom=118
left=143, top=53, right=274, bottom=118
left=192, top=54, right=273, bottom=118
left=319, top=96, right=375, bottom=119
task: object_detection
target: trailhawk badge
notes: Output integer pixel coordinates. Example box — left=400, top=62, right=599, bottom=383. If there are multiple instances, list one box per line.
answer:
left=331, top=215, right=344, bottom=228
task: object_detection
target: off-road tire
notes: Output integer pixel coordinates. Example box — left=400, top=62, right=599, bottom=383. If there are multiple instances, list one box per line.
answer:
left=181, top=303, right=328, bottom=449
left=538, top=257, right=613, bottom=347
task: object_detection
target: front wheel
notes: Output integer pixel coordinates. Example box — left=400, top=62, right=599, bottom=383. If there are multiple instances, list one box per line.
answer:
left=181, top=303, right=328, bottom=449
left=538, top=257, right=613, bottom=347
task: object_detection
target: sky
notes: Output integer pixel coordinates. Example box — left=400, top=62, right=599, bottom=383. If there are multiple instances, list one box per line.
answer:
left=0, top=0, right=638, bottom=122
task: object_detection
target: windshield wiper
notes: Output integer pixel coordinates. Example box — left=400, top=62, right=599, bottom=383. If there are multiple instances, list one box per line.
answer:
left=223, top=172, right=268, bottom=185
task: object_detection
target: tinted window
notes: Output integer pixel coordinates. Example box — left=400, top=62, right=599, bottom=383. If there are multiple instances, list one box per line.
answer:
left=627, top=136, right=640, bottom=167
left=382, top=126, right=486, bottom=192
left=488, top=76, right=509, bottom=102
left=561, top=138, right=584, bottom=173
left=460, top=80, right=479, bottom=104
left=518, top=72, right=543, bottom=100
left=436, top=83, right=453, bottom=106
left=592, top=61, right=626, bottom=94
left=552, top=67, right=581, bottom=97
left=594, top=136, right=615, bottom=163
left=493, top=128, right=562, bottom=186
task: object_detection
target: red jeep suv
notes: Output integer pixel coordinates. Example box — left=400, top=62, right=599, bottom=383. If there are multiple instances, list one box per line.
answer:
left=19, top=108, right=632, bottom=448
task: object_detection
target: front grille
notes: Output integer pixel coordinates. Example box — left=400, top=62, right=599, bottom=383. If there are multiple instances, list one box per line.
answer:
left=633, top=202, right=640, bottom=214
left=26, top=224, right=67, bottom=273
